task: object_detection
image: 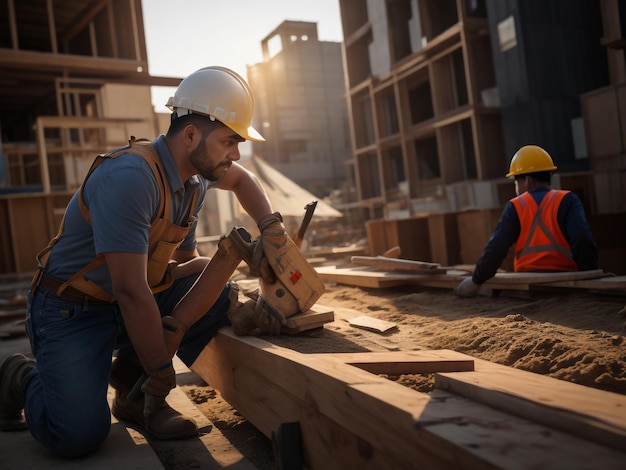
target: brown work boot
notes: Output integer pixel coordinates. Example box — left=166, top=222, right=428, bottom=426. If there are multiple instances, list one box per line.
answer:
left=110, top=357, right=197, bottom=440
left=0, top=353, right=36, bottom=431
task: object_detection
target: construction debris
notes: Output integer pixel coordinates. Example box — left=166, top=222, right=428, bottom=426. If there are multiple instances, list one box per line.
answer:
left=347, top=315, right=397, bottom=333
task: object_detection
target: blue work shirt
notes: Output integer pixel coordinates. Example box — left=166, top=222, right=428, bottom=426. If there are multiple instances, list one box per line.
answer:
left=472, top=186, right=598, bottom=284
left=46, top=135, right=212, bottom=294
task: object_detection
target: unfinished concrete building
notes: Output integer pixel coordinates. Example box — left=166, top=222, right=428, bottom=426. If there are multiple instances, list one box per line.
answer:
left=0, top=0, right=180, bottom=280
left=337, top=0, right=625, bottom=274
left=247, top=21, right=351, bottom=198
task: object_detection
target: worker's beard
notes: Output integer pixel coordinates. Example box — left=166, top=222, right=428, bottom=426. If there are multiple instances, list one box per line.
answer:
left=189, top=141, right=231, bottom=182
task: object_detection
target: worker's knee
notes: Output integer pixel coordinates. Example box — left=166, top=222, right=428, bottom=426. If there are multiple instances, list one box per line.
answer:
left=50, top=422, right=110, bottom=458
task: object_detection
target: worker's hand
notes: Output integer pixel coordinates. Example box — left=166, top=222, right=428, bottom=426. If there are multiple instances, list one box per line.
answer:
left=254, top=296, right=285, bottom=336
left=228, top=298, right=284, bottom=336
left=129, top=362, right=176, bottom=417
left=248, top=238, right=277, bottom=284
left=258, top=212, right=288, bottom=253
left=257, top=212, right=287, bottom=285
left=454, top=277, right=481, bottom=298
left=258, top=212, right=286, bottom=238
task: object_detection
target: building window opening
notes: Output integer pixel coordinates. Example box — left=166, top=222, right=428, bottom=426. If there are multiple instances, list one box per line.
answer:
left=414, top=136, right=440, bottom=180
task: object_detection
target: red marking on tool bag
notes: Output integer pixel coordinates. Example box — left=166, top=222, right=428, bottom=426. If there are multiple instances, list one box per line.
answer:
left=290, top=271, right=302, bottom=284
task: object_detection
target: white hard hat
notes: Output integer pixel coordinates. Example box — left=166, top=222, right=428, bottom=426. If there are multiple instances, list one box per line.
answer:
left=167, top=66, right=265, bottom=142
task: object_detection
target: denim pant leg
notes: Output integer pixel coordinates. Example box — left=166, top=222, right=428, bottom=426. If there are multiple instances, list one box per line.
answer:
left=154, top=275, right=233, bottom=367
left=24, top=290, right=122, bottom=458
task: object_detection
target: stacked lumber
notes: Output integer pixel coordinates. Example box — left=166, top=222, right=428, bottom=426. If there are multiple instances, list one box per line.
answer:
left=315, top=257, right=624, bottom=293
left=191, top=328, right=626, bottom=469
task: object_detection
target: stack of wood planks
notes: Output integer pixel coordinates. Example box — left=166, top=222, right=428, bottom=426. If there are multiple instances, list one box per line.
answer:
left=315, top=256, right=626, bottom=294
left=191, top=328, right=626, bottom=469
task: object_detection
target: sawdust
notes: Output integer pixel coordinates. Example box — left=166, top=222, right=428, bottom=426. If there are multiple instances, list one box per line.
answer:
left=179, top=283, right=626, bottom=468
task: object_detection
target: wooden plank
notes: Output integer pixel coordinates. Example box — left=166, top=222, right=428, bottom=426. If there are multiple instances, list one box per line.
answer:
left=351, top=255, right=446, bottom=273
left=534, top=275, right=626, bottom=291
left=310, top=350, right=475, bottom=375
left=317, top=265, right=609, bottom=291
left=393, top=218, right=432, bottom=261
left=381, top=245, right=401, bottom=258
left=427, top=212, right=461, bottom=266
left=365, top=219, right=388, bottom=256
left=348, top=315, right=397, bottom=333
left=316, top=265, right=435, bottom=288
left=191, top=330, right=626, bottom=469
left=485, top=269, right=607, bottom=284
left=435, top=355, right=626, bottom=452
left=282, top=304, right=334, bottom=334
left=414, top=390, right=626, bottom=469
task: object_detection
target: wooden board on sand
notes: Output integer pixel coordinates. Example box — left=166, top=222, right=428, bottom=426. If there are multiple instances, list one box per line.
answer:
left=192, top=330, right=626, bottom=468
left=351, top=256, right=448, bottom=274
left=315, top=266, right=609, bottom=291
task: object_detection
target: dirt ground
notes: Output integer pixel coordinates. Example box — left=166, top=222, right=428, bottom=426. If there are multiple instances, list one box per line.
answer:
left=176, top=281, right=626, bottom=469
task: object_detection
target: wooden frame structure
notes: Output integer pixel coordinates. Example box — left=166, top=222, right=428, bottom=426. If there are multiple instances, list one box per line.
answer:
left=191, top=327, right=626, bottom=469
left=340, top=0, right=506, bottom=219
left=0, top=0, right=182, bottom=280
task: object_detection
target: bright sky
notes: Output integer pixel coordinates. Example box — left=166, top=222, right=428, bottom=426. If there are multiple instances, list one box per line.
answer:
left=141, top=0, right=344, bottom=113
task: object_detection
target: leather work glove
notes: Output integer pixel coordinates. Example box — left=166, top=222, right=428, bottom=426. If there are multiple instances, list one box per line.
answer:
left=258, top=212, right=287, bottom=247
left=225, top=227, right=276, bottom=284
left=248, top=238, right=276, bottom=285
left=228, top=298, right=285, bottom=336
left=454, top=277, right=481, bottom=298
left=129, top=362, right=176, bottom=417
left=256, top=212, right=287, bottom=286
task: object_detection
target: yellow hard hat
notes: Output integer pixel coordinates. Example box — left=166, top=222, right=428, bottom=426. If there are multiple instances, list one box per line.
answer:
left=505, top=145, right=557, bottom=178
left=166, top=66, right=265, bottom=142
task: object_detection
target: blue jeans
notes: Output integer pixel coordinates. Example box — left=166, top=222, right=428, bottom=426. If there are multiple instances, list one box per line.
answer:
left=23, top=274, right=232, bottom=457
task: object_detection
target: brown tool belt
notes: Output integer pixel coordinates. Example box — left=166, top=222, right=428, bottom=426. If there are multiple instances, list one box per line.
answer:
left=36, top=271, right=109, bottom=304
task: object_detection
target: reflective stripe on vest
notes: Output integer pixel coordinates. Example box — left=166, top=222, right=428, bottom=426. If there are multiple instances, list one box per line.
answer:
left=511, top=190, right=577, bottom=272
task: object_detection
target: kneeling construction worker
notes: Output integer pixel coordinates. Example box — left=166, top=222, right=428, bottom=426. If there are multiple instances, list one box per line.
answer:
left=455, top=145, right=598, bottom=298
left=0, top=66, right=309, bottom=457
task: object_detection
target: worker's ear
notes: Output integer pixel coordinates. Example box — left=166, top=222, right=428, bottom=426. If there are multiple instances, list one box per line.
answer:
left=182, top=124, right=201, bottom=148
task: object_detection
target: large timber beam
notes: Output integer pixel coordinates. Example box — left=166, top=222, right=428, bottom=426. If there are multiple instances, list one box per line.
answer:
left=191, top=327, right=626, bottom=469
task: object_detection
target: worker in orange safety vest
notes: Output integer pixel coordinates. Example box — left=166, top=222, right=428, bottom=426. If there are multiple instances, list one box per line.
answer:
left=455, top=145, right=598, bottom=298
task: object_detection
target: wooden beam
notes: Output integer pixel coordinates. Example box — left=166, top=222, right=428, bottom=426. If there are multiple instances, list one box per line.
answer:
left=8, top=0, right=18, bottom=50
left=129, top=0, right=141, bottom=61
left=46, top=0, right=58, bottom=54
left=309, top=350, right=474, bottom=375
left=0, top=49, right=147, bottom=75
left=191, top=328, right=626, bottom=468
left=61, top=0, right=111, bottom=44
left=106, top=1, right=119, bottom=58
left=316, top=266, right=611, bottom=291
left=351, top=255, right=447, bottom=273
left=436, top=355, right=626, bottom=451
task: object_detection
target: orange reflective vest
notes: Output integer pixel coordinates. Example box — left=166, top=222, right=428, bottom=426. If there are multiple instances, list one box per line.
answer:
left=36, top=139, right=199, bottom=302
left=511, top=190, right=577, bottom=272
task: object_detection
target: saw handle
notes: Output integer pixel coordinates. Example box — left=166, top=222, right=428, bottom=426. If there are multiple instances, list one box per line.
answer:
left=294, top=200, right=317, bottom=249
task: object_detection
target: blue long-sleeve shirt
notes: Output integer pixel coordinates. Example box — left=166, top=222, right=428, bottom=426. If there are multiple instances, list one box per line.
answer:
left=472, top=186, right=598, bottom=284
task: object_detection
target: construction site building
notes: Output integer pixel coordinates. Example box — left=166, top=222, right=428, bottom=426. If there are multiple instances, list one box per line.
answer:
left=336, top=0, right=626, bottom=273
left=248, top=20, right=351, bottom=198
left=0, top=0, right=181, bottom=280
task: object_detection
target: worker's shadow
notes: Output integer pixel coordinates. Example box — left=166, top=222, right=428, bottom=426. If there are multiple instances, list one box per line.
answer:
left=269, top=328, right=372, bottom=354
